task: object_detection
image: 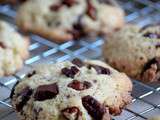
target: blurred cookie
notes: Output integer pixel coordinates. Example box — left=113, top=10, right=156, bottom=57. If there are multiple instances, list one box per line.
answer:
left=0, top=20, right=29, bottom=76
left=103, top=24, right=160, bottom=82
left=0, top=0, right=27, bottom=5
left=11, top=58, right=132, bottom=120
left=149, top=116, right=160, bottom=120
left=16, top=0, right=124, bottom=43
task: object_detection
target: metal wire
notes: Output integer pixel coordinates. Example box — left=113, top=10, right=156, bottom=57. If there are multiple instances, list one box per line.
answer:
left=0, top=0, right=160, bottom=120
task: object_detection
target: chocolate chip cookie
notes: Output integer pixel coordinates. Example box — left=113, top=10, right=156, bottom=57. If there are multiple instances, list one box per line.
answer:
left=16, top=0, right=124, bottom=43
left=103, top=23, right=160, bottom=82
left=149, top=116, right=160, bottom=120
left=11, top=58, right=132, bottom=120
left=0, top=0, right=27, bottom=5
left=0, top=20, right=29, bottom=76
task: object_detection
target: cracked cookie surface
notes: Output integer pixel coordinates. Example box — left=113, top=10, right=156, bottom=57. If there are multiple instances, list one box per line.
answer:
left=16, top=0, right=124, bottom=42
left=103, top=24, right=160, bottom=82
left=11, top=58, right=132, bottom=120
left=0, top=20, right=29, bottom=76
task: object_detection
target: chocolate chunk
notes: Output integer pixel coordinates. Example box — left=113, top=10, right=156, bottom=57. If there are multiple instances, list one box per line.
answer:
left=68, top=80, right=92, bottom=91
left=16, top=87, right=33, bottom=112
left=141, top=57, right=160, bottom=82
left=82, top=95, right=110, bottom=120
left=50, top=0, right=77, bottom=12
left=61, top=66, right=79, bottom=78
left=50, top=4, right=62, bottom=11
left=143, top=32, right=160, bottom=39
left=156, top=43, right=160, bottom=49
left=143, top=57, right=160, bottom=72
left=27, top=70, right=36, bottom=78
left=99, top=0, right=114, bottom=5
left=72, top=58, right=84, bottom=67
left=86, top=0, right=97, bottom=20
left=67, top=14, right=86, bottom=39
left=8, top=0, right=28, bottom=5
left=62, top=107, right=82, bottom=120
left=0, top=42, right=6, bottom=49
left=88, top=64, right=111, bottom=75
left=62, top=0, right=77, bottom=7
left=10, top=81, right=19, bottom=99
left=34, top=83, right=59, bottom=101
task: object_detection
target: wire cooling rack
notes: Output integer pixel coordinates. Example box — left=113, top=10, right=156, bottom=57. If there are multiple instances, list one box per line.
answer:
left=0, top=0, right=160, bottom=120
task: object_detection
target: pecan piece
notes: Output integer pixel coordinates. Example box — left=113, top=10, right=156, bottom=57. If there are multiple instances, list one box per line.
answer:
left=82, top=95, right=110, bottom=120
left=68, top=80, right=91, bottom=91
left=62, top=107, right=82, bottom=120
left=61, top=66, right=79, bottom=78
left=34, top=83, right=59, bottom=101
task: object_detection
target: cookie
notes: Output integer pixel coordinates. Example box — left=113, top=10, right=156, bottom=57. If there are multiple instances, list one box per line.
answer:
left=149, top=116, right=160, bottom=120
left=0, top=20, right=29, bottom=76
left=0, top=0, right=27, bottom=4
left=103, top=23, right=160, bottom=82
left=16, top=0, right=124, bottom=43
left=10, top=58, right=132, bottom=120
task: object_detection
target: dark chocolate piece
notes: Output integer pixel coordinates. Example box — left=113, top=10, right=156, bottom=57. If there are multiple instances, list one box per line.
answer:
left=27, top=70, right=36, bottom=78
left=62, top=0, right=77, bottom=7
left=143, top=32, right=160, bottom=39
left=0, top=42, right=6, bottom=49
left=16, top=87, right=33, bottom=112
left=143, top=57, right=160, bottom=72
left=61, top=66, right=79, bottom=78
left=68, top=80, right=91, bottom=91
left=72, top=58, right=84, bottom=67
left=82, top=95, right=110, bottom=120
left=50, top=4, right=62, bottom=11
left=88, top=64, right=111, bottom=75
left=34, top=83, right=59, bottom=101
left=86, top=0, right=97, bottom=20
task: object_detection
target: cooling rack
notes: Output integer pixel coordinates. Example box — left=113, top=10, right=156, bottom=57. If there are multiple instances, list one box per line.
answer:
left=0, top=0, right=160, bottom=120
